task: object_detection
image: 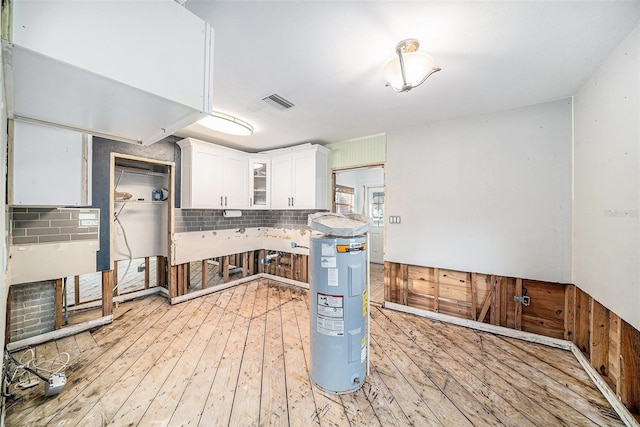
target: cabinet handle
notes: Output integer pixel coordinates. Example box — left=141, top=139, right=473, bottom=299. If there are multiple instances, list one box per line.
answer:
left=288, top=197, right=291, bottom=207
left=220, top=196, right=223, bottom=206
left=225, top=196, right=227, bottom=206
left=291, top=197, right=294, bottom=207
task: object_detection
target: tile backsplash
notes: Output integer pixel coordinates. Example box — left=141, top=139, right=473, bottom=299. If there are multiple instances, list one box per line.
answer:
left=175, top=209, right=324, bottom=233
left=11, top=207, right=100, bottom=245
left=10, top=207, right=326, bottom=244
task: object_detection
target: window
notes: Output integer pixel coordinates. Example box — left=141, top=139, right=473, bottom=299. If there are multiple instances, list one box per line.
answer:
left=335, top=185, right=355, bottom=214
left=369, top=190, right=384, bottom=227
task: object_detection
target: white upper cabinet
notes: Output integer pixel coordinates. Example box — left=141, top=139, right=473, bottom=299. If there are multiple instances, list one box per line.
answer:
left=189, top=147, right=224, bottom=209
left=179, top=139, right=328, bottom=211
left=11, top=120, right=91, bottom=206
left=223, top=152, right=250, bottom=209
left=270, top=153, right=294, bottom=209
left=6, top=0, right=214, bottom=145
left=267, top=144, right=329, bottom=210
left=249, top=157, right=271, bottom=209
left=178, top=138, right=248, bottom=209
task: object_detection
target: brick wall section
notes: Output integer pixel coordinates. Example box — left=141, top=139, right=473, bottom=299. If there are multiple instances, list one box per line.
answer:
left=174, top=209, right=324, bottom=233
left=11, top=207, right=100, bottom=245
left=9, top=281, right=56, bottom=341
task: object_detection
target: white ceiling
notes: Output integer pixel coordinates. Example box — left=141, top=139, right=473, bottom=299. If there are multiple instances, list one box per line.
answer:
left=176, top=1, right=640, bottom=152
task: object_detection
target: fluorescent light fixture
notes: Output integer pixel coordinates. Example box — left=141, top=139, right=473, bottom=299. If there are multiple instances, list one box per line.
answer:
left=383, top=39, right=441, bottom=93
left=197, top=111, right=254, bottom=136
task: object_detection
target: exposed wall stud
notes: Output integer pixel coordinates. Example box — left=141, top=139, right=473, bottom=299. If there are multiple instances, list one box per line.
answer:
left=55, top=279, right=64, bottom=329
left=515, top=278, right=523, bottom=330
left=590, top=299, right=609, bottom=376
left=102, top=271, right=113, bottom=316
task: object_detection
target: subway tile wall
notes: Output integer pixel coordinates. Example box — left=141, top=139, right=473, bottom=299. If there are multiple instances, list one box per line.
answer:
left=174, top=209, right=325, bottom=233
left=11, top=207, right=100, bottom=245
left=11, top=207, right=326, bottom=243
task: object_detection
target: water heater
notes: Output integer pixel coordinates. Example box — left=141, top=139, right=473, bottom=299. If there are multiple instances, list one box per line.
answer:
left=309, top=234, right=367, bottom=394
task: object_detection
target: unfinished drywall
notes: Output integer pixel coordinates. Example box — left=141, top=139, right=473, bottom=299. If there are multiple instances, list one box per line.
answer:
left=386, top=99, right=572, bottom=283
left=574, top=24, right=640, bottom=331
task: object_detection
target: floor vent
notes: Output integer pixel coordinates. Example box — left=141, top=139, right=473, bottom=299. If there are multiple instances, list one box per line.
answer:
left=261, top=93, right=295, bottom=110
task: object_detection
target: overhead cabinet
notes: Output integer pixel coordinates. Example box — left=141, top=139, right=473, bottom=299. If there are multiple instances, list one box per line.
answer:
left=178, top=139, right=329, bottom=210
left=6, top=0, right=213, bottom=145
left=178, top=138, right=248, bottom=209
left=10, top=120, right=91, bottom=206
left=267, top=145, right=329, bottom=210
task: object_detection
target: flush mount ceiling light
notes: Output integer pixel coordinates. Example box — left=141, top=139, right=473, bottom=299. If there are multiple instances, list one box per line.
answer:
left=197, top=111, right=254, bottom=136
left=383, top=38, right=441, bottom=93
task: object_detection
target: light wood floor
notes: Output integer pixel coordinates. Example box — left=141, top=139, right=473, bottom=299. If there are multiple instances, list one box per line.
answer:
left=6, top=280, right=622, bottom=426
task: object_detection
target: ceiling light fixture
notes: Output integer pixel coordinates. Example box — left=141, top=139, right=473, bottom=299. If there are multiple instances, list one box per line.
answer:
left=383, top=38, right=441, bottom=93
left=197, top=111, right=254, bottom=136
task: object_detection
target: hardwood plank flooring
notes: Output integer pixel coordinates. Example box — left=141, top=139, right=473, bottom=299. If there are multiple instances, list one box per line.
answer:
left=369, top=262, right=385, bottom=304
left=5, top=280, right=623, bottom=426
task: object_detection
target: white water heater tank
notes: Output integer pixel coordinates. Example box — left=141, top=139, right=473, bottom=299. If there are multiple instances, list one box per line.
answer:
left=309, top=234, right=368, bottom=394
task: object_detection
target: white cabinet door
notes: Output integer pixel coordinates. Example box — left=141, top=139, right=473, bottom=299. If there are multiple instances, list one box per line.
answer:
left=291, top=151, right=316, bottom=208
left=249, top=158, right=270, bottom=209
left=12, top=120, right=90, bottom=206
left=179, top=138, right=249, bottom=209
left=223, top=154, right=249, bottom=209
left=270, top=153, right=293, bottom=209
left=265, top=144, right=329, bottom=210
left=191, top=148, right=224, bottom=208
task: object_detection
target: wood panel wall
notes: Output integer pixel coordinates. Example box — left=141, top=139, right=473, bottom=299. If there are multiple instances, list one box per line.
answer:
left=384, top=261, right=640, bottom=417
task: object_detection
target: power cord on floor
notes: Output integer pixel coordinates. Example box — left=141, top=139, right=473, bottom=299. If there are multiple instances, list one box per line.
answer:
left=4, top=348, right=70, bottom=397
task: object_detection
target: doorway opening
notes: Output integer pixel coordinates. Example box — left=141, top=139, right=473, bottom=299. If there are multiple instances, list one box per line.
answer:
left=332, top=164, right=385, bottom=303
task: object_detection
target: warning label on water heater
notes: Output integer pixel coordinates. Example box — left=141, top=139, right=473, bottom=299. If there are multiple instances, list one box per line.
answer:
left=317, top=293, right=344, bottom=336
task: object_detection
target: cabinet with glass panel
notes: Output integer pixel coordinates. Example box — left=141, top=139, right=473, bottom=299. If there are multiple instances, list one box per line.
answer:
left=249, top=157, right=270, bottom=208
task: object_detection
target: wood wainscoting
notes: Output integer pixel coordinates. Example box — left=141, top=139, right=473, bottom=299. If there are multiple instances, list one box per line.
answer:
left=384, top=261, right=640, bottom=418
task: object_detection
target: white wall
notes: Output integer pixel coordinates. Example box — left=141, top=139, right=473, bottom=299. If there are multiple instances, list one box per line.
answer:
left=574, top=24, right=640, bottom=331
left=113, top=171, right=170, bottom=261
left=386, top=99, right=573, bottom=283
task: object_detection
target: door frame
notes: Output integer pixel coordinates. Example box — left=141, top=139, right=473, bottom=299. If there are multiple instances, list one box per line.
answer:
left=331, top=163, right=386, bottom=260
left=331, top=163, right=385, bottom=213
left=109, top=153, right=175, bottom=302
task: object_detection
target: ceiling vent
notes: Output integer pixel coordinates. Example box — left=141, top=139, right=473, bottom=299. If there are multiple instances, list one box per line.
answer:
left=261, top=93, right=295, bottom=110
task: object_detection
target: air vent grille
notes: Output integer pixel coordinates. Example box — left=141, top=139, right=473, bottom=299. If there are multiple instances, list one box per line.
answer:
left=262, top=93, right=295, bottom=110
